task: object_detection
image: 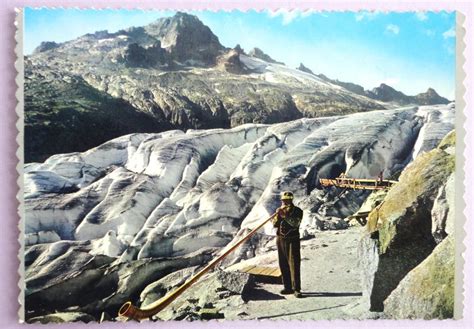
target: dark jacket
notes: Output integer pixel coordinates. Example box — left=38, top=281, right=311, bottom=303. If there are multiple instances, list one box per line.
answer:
left=272, top=204, right=303, bottom=239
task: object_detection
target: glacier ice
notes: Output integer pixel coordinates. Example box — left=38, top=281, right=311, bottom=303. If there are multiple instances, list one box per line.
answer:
left=23, top=104, right=455, bottom=316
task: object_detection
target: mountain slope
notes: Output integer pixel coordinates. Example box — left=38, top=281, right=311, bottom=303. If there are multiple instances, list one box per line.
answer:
left=24, top=73, right=173, bottom=162
left=25, top=12, right=389, bottom=162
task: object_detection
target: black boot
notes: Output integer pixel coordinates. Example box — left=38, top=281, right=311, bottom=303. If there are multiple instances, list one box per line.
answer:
left=280, top=288, right=294, bottom=295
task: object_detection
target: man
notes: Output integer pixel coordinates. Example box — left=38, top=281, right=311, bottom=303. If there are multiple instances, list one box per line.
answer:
left=272, top=191, right=304, bottom=298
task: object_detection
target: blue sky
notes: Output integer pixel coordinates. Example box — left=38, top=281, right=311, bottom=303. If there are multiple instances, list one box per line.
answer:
left=24, top=8, right=456, bottom=99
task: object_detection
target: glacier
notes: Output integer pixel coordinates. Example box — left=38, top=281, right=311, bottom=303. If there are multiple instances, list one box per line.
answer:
left=23, top=104, right=454, bottom=319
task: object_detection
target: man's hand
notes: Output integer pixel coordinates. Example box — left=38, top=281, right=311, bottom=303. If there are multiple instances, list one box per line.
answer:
left=278, top=205, right=290, bottom=217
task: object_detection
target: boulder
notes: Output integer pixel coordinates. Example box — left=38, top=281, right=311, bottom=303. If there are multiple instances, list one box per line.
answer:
left=157, top=269, right=253, bottom=320
left=140, top=266, right=197, bottom=307
left=215, top=269, right=254, bottom=295
left=431, top=173, right=455, bottom=243
left=383, top=235, right=454, bottom=319
left=315, top=216, right=349, bottom=230
left=361, top=131, right=455, bottom=313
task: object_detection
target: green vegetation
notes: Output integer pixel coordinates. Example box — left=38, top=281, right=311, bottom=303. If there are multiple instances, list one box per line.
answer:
left=24, top=75, right=170, bottom=162
left=377, top=149, right=454, bottom=253
left=366, top=131, right=456, bottom=253
left=384, top=236, right=455, bottom=319
left=438, top=130, right=456, bottom=150
left=365, top=130, right=456, bottom=317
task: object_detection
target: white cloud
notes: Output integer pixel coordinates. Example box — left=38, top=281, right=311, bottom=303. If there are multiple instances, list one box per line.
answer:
left=386, top=24, right=400, bottom=35
left=423, top=29, right=436, bottom=37
left=267, top=9, right=315, bottom=25
left=443, top=26, right=456, bottom=39
left=355, top=11, right=380, bottom=22
left=415, top=12, right=428, bottom=21
left=444, top=43, right=455, bottom=55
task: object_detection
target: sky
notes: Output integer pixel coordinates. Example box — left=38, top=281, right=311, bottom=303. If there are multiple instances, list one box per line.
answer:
left=24, top=8, right=456, bottom=99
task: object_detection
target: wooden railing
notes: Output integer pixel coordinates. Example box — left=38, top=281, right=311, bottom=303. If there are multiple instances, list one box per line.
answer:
left=319, top=177, right=397, bottom=190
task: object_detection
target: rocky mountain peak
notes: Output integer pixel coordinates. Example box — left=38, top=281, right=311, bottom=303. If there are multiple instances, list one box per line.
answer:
left=297, top=63, right=314, bottom=74
left=85, top=30, right=111, bottom=39
left=33, top=41, right=60, bottom=54
left=234, top=44, right=244, bottom=54
left=248, top=47, right=284, bottom=65
left=143, top=12, right=224, bottom=65
left=377, top=83, right=394, bottom=91
left=367, top=83, right=411, bottom=104
left=364, top=84, right=450, bottom=106
left=414, top=87, right=450, bottom=105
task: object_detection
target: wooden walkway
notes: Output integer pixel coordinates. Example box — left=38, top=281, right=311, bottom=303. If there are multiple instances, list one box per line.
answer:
left=319, top=177, right=397, bottom=191
left=239, top=266, right=282, bottom=278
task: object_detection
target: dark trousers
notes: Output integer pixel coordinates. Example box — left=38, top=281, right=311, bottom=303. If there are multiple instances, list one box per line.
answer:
left=277, top=235, right=301, bottom=292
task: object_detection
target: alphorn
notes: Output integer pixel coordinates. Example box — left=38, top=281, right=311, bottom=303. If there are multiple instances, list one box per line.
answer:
left=118, top=211, right=277, bottom=321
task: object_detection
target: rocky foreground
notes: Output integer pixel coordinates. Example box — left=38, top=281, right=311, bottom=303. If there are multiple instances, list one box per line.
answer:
left=361, top=130, right=456, bottom=319
left=23, top=104, right=455, bottom=322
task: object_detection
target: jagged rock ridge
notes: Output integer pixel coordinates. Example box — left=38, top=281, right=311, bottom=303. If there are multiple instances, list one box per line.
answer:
left=26, top=12, right=391, bottom=162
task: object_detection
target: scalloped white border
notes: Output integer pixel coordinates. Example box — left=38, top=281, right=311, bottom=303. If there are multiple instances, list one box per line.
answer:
left=14, top=5, right=467, bottom=324
left=14, top=7, right=24, bottom=323
left=454, top=10, right=466, bottom=321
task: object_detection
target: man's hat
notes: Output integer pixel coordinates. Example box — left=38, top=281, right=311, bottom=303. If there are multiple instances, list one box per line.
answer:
left=280, top=191, right=294, bottom=200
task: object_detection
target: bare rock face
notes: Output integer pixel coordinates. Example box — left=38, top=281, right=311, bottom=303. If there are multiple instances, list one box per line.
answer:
left=121, top=41, right=167, bottom=67
left=414, top=88, right=451, bottom=105
left=144, top=12, right=225, bottom=65
left=365, top=83, right=412, bottom=104
left=383, top=235, right=455, bottom=319
left=359, top=130, right=455, bottom=316
left=155, top=269, right=253, bottom=321
left=216, top=49, right=246, bottom=74
left=140, top=267, right=197, bottom=307
left=431, top=173, right=455, bottom=243
left=248, top=47, right=284, bottom=65
left=33, top=41, right=60, bottom=53
left=25, top=11, right=392, bottom=162
left=365, top=84, right=450, bottom=106
left=215, top=269, right=254, bottom=295
left=297, top=63, right=314, bottom=74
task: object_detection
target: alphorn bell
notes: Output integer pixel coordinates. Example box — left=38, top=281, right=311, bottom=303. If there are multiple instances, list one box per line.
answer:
left=118, top=211, right=277, bottom=321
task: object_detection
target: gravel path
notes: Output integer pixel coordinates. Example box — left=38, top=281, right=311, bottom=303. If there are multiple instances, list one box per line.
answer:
left=224, top=226, right=373, bottom=320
